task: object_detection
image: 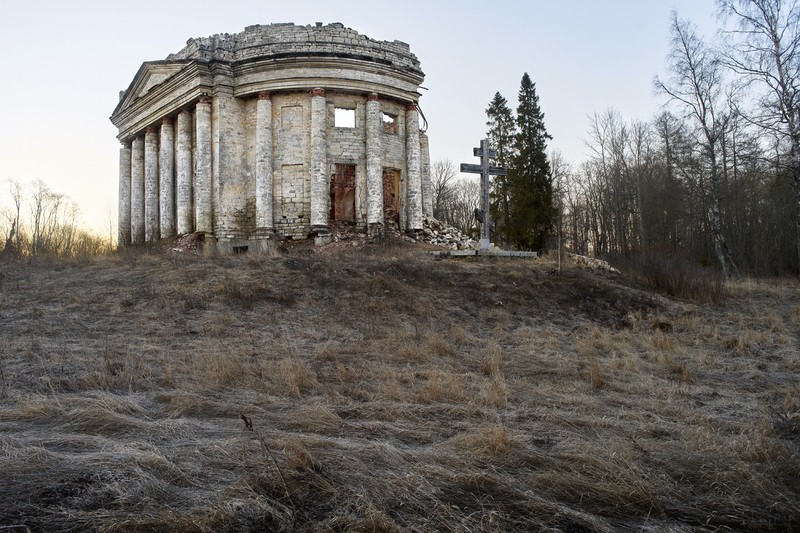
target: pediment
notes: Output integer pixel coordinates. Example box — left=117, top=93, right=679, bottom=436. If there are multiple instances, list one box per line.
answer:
left=114, top=61, right=188, bottom=115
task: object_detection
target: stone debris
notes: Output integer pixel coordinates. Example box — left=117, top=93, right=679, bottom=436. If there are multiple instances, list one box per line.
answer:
left=170, top=233, right=202, bottom=253
left=569, top=253, right=621, bottom=274
left=321, top=217, right=479, bottom=253
left=416, top=217, right=480, bottom=250
left=168, top=219, right=480, bottom=256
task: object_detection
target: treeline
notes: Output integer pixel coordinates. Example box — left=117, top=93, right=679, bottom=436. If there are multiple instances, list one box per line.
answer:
left=435, top=0, right=800, bottom=277
left=560, top=108, right=797, bottom=276
left=563, top=1, right=800, bottom=277
left=1, top=179, right=108, bottom=260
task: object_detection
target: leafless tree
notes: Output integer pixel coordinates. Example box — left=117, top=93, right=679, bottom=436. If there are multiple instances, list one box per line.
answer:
left=2, top=180, right=23, bottom=257
left=448, top=178, right=482, bottom=235
left=1, top=179, right=105, bottom=259
left=717, top=0, right=800, bottom=272
left=431, top=159, right=457, bottom=222
left=550, top=149, right=571, bottom=272
left=655, top=12, right=741, bottom=279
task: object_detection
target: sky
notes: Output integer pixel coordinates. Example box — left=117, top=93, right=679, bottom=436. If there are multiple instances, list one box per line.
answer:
left=0, top=0, right=721, bottom=234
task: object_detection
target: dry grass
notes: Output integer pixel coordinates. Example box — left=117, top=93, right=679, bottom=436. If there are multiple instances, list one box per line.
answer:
left=0, top=244, right=798, bottom=532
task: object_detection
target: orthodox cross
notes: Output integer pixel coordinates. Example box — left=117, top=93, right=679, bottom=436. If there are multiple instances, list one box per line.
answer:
left=460, top=138, right=508, bottom=251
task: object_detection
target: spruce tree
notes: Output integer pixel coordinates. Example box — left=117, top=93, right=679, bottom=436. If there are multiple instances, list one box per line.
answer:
left=485, top=92, right=517, bottom=246
left=509, top=73, right=554, bottom=251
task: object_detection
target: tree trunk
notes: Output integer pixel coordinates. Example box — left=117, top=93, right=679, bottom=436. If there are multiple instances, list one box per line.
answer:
left=709, top=148, right=739, bottom=279
left=794, top=150, right=800, bottom=274
left=791, top=123, right=800, bottom=274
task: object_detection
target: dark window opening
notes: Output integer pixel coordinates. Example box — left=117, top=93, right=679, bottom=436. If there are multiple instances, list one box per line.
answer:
left=233, top=245, right=249, bottom=254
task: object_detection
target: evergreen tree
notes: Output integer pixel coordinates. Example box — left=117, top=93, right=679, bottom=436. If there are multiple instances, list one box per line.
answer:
left=509, top=73, right=555, bottom=250
left=485, top=92, right=517, bottom=246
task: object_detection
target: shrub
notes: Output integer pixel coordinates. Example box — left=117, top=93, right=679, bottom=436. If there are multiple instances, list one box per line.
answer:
left=614, top=251, right=724, bottom=303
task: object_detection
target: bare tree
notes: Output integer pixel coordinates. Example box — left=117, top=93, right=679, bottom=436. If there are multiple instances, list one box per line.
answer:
left=448, top=178, right=481, bottom=235
left=655, top=12, right=740, bottom=279
left=431, top=159, right=457, bottom=222
left=30, top=179, right=64, bottom=256
left=718, top=0, right=800, bottom=272
left=2, top=180, right=23, bottom=257
left=550, top=150, right=571, bottom=272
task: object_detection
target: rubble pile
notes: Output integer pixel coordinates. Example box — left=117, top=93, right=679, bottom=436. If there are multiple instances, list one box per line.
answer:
left=416, top=217, right=479, bottom=250
left=168, top=217, right=480, bottom=255
left=326, top=217, right=479, bottom=251
left=170, top=233, right=203, bottom=253
left=569, top=253, right=621, bottom=274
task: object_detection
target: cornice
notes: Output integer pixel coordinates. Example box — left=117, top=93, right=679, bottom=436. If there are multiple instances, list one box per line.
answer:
left=111, top=50, right=426, bottom=138
left=232, top=56, right=423, bottom=102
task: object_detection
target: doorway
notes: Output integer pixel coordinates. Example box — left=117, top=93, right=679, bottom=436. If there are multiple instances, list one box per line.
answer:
left=330, top=164, right=356, bottom=223
left=382, top=168, right=400, bottom=224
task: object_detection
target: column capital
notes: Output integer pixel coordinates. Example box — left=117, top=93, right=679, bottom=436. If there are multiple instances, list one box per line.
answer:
left=198, top=95, right=212, bottom=105
left=311, top=88, right=325, bottom=98
left=258, top=91, right=271, bottom=100
left=146, top=126, right=156, bottom=134
left=161, top=117, right=173, bottom=126
left=367, top=92, right=379, bottom=102
left=120, top=141, right=131, bottom=149
left=407, top=103, right=418, bottom=112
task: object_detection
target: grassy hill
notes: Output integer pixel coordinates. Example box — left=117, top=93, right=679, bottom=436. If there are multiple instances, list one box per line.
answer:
left=0, top=241, right=798, bottom=532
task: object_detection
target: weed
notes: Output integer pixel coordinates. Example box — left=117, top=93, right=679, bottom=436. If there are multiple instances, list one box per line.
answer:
left=482, top=375, right=508, bottom=408
left=482, top=341, right=503, bottom=376
left=589, top=358, right=606, bottom=390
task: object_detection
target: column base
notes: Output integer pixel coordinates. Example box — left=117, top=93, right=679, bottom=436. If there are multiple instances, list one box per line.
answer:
left=367, top=222, right=385, bottom=238
left=250, top=229, right=277, bottom=255
left=309, top=226, right=332, bottom=247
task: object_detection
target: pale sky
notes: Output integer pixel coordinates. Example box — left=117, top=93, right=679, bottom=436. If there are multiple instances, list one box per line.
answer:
left=0, top=1, right=719, bottom=234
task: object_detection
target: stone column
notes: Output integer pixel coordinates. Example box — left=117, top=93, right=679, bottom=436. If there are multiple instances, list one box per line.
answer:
left=130, top=136, right=145, bottom=244
left=255, top=92, right=274, bottom=234
left=118, top=142, right=132, bottom=248
left=159, top=117, right=175, bottom=239
left=420, top=131, right=432, bottom=219
left=195, top=96, right=213, bottom=234
left=366, top=93, right=383, bottom=232
left=405, top=103, right=423, bottom=230
left=144, top=126, right=159, bottom=242
left=176, top=110, right=193, bottom=234
left=310, top=88, right=329, bottom=232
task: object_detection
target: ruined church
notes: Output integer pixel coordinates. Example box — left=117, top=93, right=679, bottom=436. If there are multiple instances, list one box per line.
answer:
left=111, top=22, right=432, bottom=253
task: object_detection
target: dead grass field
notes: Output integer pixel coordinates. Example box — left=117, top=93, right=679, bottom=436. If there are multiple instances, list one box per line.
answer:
left=0, top=241, right=798, bottom=532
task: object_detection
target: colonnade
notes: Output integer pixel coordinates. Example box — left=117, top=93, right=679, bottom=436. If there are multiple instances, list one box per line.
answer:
left=118, top=89, right=425, bottom=247
left=118, top=98, right=211, bottom=246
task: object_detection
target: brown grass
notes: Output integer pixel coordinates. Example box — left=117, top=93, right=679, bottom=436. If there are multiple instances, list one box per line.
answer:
left=0, top=244, right=798, bottom=532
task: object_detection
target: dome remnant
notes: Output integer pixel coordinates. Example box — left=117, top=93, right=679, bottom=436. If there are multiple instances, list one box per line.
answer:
left=111, top=22, right=432, bottom=253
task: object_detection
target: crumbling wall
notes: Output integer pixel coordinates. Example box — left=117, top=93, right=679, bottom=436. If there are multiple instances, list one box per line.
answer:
left=114, top=22, right=427, bottom=251
left=326, top=92, right=367, bottom=228
left=167, top=23, right=423, bottom=78
left=273, top=94, right=311, bottom=238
